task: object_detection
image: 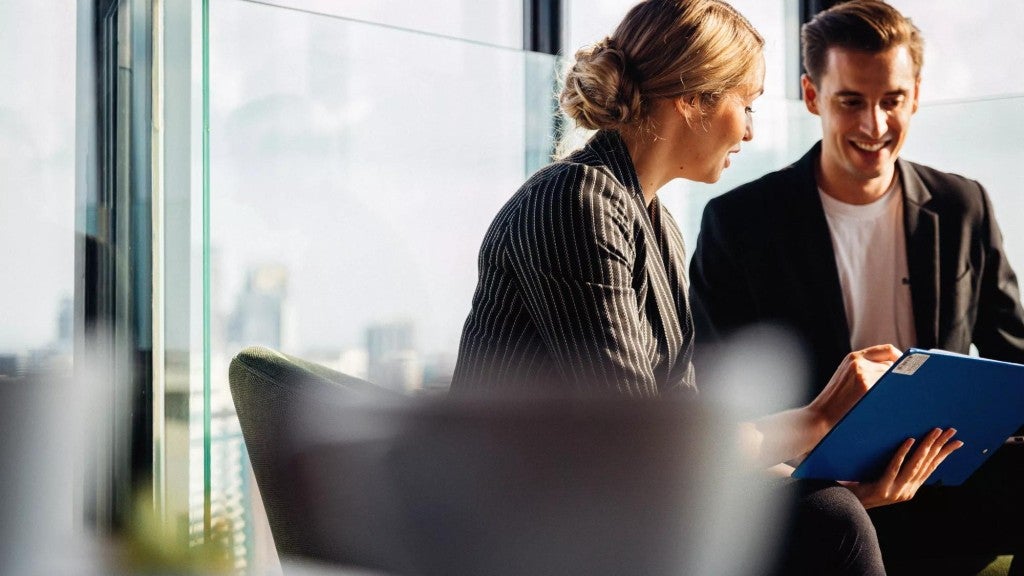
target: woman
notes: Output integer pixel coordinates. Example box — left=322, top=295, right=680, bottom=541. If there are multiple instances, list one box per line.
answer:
left=451, top=1, right=960, bottom=573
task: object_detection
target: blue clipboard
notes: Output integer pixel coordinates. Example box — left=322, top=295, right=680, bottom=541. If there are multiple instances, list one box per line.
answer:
left=793, top=348, right=1024, bottom=486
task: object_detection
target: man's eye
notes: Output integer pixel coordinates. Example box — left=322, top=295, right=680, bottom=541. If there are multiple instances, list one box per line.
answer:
left=882, top=98, right=904, bottom=109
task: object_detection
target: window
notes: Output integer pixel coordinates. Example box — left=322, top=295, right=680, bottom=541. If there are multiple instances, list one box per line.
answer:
left=204, top=1, right=558, bottom=569
left=0, top=3, right=76, bottom=378
left=242, top=0, right=524, bottom=49
left=889, top=0, right=1024, bottom=102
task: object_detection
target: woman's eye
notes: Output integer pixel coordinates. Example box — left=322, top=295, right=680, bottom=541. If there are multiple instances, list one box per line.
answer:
left=745, top=106, right=755, bottom=114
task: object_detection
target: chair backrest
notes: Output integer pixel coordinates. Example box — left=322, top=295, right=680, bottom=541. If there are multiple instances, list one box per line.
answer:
left=228, top=345, right=400, bottom=559
left=230, top=345, right=785, bottom=576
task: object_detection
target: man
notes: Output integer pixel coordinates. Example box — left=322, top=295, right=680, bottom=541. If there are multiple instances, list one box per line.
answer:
left=689, top=1, right=1024, bottom=573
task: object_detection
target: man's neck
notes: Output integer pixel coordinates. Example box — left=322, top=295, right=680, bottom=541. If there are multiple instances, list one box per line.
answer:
left=816, top=161, right=897, bottom=206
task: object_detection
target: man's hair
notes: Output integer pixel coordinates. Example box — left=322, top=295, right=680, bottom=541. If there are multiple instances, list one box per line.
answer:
left=801, top=0, right=923, bottom=84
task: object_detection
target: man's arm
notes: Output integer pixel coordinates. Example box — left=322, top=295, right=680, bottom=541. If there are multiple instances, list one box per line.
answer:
left=689, top=199, right=758, bottom=345
left=972, top=183, right=1024, bottom=362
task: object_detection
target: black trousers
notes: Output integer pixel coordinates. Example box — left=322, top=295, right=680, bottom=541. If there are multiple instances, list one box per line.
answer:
left=770, top=479, right=886, bottom=576
left=868, top=446, right=1024, bottom=576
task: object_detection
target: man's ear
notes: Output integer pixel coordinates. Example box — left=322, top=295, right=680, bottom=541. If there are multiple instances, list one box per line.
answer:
left=801, top=74, right=821, bottom=115
left=911, top=76, right=921, bottom=114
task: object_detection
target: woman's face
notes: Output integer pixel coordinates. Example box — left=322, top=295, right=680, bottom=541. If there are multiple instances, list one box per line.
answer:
left=681, top=58, right=764, bottom=184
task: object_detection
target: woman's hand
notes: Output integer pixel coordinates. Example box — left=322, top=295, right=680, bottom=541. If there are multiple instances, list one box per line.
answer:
left=743, top=344, right=904, bottom=468
left=841, top=428, right=964, bottom=509
left=808, top=344, right=902, bottom=434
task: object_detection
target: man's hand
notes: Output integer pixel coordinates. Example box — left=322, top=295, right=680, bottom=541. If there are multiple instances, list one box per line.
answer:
left=842, top=427, right=964, bottom=509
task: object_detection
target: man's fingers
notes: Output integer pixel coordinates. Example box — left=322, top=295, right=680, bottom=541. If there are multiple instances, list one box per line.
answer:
left=914, top=429, right=961, bottom=483
left=856, top=428, right=962, bottom=508
left=884, top=437, right=915, bottom=485
left=897, top=428, right=942, bottom=483
left=899, top=428, right=959, bottom=485
left=934, top=439, right=965, bottom=464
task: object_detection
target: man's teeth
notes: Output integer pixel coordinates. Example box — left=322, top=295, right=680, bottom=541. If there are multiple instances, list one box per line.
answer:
left=852, top=141, right=886, bottom=152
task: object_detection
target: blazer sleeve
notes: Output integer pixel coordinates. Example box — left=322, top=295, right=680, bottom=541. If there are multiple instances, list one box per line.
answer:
left=972, top=183, right=1024, bottom=363
left=689, top=198, right=757, bottom=345
left=506, top=165, right=659, bottom=396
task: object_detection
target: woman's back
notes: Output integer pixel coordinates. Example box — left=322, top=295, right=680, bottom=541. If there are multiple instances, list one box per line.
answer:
left=451, top=131, right=695, bottom=396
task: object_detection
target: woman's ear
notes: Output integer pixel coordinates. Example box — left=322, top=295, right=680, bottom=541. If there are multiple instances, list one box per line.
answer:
left=671, top=94, right=704, bottom=129
left=674, top=95, right=701, bottom=128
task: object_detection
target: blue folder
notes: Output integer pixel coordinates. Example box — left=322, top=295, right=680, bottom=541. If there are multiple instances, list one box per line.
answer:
left=793, top=348, right=1024, bottom=486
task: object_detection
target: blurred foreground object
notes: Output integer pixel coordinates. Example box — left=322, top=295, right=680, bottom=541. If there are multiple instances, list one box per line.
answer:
left=230, top=343, right=801, bottom=576
left=0, top=373, right=101, bottom=575
left=0, top=367, right=231, bottom=575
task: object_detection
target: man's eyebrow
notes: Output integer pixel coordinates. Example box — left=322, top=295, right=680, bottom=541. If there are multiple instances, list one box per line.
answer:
left=833, top=89, right=909, bottom=98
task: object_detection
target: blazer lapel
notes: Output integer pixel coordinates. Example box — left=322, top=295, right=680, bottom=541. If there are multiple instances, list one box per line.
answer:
left=899, top=159, right=939, bottom=348
left=629, top=193, right=685, bottom=367
left=788, top=144, right=852, bottom=355
left=583, top=131, right=684, bottom=368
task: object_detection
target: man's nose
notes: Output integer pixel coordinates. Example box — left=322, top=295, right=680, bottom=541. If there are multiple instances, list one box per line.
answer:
left=861, top=104, right=888, bottom=139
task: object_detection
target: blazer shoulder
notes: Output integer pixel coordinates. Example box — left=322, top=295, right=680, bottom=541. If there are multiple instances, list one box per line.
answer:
left=517, top=159, right=636, bottom=210
left=703, top=161, right=805, bottom=224
left=906, top=161, right=983, bottom=193
left=500, top=160, right=640, bottom=240
left=904, top=160, right=988, bottom=215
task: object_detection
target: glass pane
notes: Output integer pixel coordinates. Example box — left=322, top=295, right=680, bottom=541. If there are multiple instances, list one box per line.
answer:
left=903, top=97, right=1024, bottom=275
left=889, top=0, right=1024, bottom=101
left=160, top=0, right=206, bottom=553
left=0, top=3, right=76, bottom=376
left=206, top=0, right=557, bottom=569
left=248, top=0, right=523, bottom=49
left=0, top=4, right=79, bottom=574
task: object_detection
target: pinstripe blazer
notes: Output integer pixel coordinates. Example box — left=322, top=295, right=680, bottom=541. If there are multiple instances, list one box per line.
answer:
left=451, top=130, right=696, bottom=396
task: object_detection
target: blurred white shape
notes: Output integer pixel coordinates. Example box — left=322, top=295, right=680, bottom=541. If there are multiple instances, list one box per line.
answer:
left=230, top=336, right=805, bottom=575
left=0, top=356, right=108, bottom=575
left=688, top=324, right=807, bottom=576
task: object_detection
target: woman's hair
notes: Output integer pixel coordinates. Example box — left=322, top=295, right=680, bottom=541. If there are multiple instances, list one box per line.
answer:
left=801, top=0, right=923, bottom=85
left=560, top=0, right=763, bottom=134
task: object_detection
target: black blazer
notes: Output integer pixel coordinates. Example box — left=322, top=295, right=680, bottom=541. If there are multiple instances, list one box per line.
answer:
left=690, top=142, right=1024, bottom=401
left=452, top=130, right=696, bottom=396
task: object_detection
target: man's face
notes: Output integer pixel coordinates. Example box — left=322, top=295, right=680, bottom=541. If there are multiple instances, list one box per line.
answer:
left=802, top=45, right=920, bottom=194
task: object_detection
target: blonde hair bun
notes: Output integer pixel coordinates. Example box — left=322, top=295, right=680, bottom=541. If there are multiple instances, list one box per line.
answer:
left=557, top=0, right=764, bottom=137
left=561, top=38, right=644, bottom=131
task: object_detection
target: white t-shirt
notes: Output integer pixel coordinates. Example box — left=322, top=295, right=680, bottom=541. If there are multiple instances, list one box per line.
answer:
left=819, top=176, right=917, bottom=351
